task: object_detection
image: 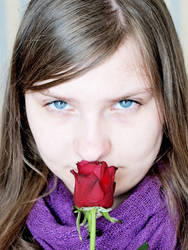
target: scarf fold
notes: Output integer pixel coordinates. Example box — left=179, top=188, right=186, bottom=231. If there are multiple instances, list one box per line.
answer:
left=26, top=175, right=177, bottom=250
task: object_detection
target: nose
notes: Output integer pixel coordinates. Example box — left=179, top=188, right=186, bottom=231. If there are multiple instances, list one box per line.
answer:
left=73, top=117, right=111, bottom=162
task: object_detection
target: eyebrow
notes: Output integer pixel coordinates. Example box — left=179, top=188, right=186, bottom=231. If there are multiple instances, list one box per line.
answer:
left=40, top=87, right=152, bottom=103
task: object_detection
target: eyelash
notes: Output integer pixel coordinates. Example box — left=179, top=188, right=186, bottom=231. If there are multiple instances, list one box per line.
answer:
left=45, top=99, right=141, bottom=112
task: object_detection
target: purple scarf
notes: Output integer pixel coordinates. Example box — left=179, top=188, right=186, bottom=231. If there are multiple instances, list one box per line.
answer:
left=26, top=175, right=177, bottom=249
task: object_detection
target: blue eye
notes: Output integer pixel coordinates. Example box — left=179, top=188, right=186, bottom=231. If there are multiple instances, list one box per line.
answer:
left=119, top=100, right=134, bottom=108
left=51, top=100, right=68, bottom=110
left=113, top=99, right=140, bottom=111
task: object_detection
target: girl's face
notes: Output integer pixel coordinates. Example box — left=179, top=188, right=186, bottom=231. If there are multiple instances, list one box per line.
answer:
left=25, top=37, right=163, bottom=203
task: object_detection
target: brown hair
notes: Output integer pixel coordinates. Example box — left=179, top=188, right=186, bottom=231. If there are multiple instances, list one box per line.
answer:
left=0, top=0, right=187, bottom=249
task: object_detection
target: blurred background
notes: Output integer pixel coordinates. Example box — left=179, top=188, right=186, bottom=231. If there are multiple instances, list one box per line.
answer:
left=0, top=0, right=188, bottom=99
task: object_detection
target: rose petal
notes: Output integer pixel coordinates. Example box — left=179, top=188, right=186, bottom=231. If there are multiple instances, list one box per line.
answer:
left=73, top=173, right=104, bottom=207
left=101, top=167, right=116, bottom=191
left=76, top=161, right=105, bottom=179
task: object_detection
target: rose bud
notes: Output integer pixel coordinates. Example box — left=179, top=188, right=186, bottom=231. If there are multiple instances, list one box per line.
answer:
left=71, top=160, right=117, bottom=208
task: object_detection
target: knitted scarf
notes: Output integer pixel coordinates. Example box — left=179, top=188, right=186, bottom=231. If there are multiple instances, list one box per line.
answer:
left=26, top=175, right=177, bottom=250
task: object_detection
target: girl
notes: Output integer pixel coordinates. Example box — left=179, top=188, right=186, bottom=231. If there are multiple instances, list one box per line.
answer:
left=0, top=0, right=187, bottom=249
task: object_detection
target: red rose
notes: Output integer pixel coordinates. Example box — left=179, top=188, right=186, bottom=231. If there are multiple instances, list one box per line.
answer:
left=71, top=160, right=117, bottom=208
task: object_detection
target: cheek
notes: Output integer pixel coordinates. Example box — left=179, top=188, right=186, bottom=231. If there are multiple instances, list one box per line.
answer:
left=132, top=123, right=162, bottom=155
left=28, top=117, right=73, bottom=165
left=113, top=120, right=163, bottom=195
left=113, top=114, right=163, bottom=163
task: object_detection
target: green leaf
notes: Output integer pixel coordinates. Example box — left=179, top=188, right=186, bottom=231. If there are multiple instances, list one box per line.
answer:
left=137, top=242, right=149, bottom=250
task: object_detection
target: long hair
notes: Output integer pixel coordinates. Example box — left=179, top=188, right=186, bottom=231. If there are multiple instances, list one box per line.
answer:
left=0, top=0, right=187, bottom=249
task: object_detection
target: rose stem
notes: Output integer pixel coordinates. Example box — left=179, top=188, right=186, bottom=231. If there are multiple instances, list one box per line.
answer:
left=89, top=208, right=97, bottom=250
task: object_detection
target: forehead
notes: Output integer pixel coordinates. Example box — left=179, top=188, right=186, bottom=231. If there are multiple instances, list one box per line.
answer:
left=81, top=36, right=148, bottom=82
left=40, top=36, right=150, bottom=93
left=107, top=36, right=145, bottom=74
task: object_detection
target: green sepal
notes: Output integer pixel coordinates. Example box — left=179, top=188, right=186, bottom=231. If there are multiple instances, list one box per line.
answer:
left=137, top=242, right=149, bottom=250
left=76, top=210, right=82, bottom=241
left=80, top=211, right=89, bottom=227
left=101, top=211, right=122, bottom=224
